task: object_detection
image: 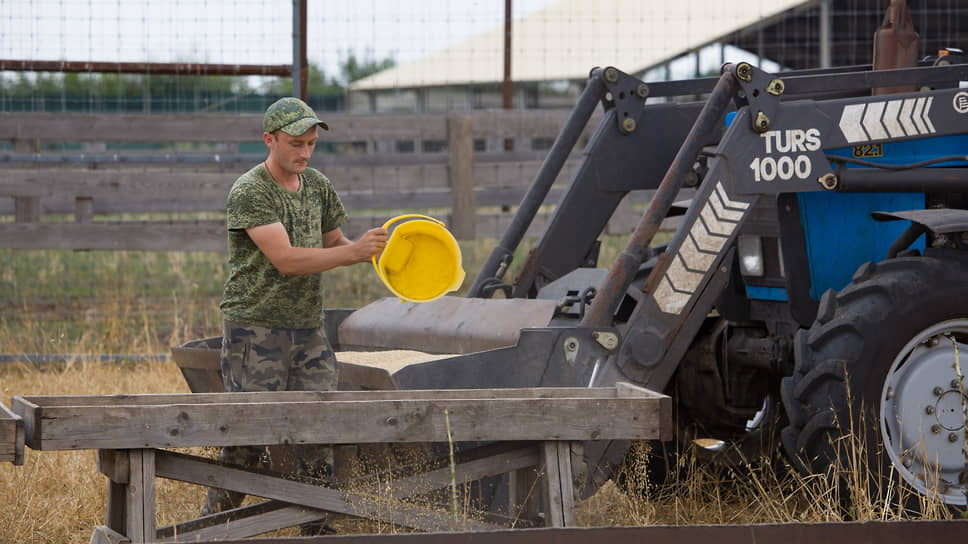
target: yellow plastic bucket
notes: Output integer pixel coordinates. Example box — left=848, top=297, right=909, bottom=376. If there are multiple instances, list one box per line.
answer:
left=372, top=214, right=465, bottom=303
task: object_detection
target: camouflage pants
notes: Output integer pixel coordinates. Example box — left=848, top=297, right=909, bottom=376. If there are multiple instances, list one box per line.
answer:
left=203, top=320, right=338, bottom=516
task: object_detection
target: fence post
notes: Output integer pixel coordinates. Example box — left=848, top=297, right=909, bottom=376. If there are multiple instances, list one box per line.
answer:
left=447, top=114, right=476, bottom=240
left=13, top=139, right=41, bottom=223
left=75, top=197, right=94, bottom=223
left=14, top=197, right=40, bottom=223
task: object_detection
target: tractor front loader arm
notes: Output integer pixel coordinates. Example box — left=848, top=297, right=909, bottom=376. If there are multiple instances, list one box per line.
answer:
left=468, top=67, right=717, bottom=299
left=592, top=61, right=968, bottom=394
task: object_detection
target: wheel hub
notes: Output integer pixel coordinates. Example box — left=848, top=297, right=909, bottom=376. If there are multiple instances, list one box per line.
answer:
left=882, top=320, right=968, bottom=506
left=938, top=390, right=967, bottom=432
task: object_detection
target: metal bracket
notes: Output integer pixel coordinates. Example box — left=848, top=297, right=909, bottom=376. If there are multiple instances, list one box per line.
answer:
left=731, top=62, right=783, bottom=134
left=598, top=66, right=649, bottom=134
left=563, top=337, right=580, bottom=364
left=592, top=331, right=619, bottom=351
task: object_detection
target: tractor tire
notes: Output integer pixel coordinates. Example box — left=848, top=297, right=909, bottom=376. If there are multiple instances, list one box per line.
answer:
left=781, top=252, right=968, bottom=511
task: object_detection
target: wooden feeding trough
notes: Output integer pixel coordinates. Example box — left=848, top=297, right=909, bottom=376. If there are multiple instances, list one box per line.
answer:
left=0, top=402, right=25, bottom=465
left=12, top=384, right=671, bottom=543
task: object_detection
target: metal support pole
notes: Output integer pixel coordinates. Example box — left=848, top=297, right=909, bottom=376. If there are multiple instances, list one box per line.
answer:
left=292, top=0, right=308, bottom=100
left=0, top=60, right=291, bottom=76
left=819, top=0, right=832, bottom=69
left=502, top=0, right=513, bottom=111
left=503, top=0, right=513, bottom=150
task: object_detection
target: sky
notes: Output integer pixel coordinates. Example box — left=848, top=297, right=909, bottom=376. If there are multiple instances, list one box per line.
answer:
left=0, top=0, right=558, bottom=81
left=0, top=0, right=777, bottom=87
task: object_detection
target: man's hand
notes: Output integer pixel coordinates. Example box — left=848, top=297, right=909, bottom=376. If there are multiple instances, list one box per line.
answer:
left=351, top=228, right=388, bottom=263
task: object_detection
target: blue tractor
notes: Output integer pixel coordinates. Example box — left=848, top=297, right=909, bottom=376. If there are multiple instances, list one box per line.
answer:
left=331, top=49, right=968, bottom=512
left=179, top=2, right=968, bottom=516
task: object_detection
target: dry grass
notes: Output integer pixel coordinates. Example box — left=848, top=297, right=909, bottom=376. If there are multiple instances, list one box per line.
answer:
left=2, top=361, right=959, bottom=543
left=0, top=238, right=960, bottom=542
left=0, top=360, right=204, bottom=544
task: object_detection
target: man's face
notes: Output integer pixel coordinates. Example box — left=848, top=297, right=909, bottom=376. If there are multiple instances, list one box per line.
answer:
left=266, top=126, right=318, bottom=175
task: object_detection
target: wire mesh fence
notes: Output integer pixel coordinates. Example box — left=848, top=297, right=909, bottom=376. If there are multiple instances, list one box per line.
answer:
left=3, top=1, right=966, bottom=115
left=3, top=0, right=968, bottom=348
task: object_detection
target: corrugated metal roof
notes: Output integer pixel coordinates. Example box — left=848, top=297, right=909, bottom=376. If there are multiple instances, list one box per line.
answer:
left=350, top=0, right=812, bottom=91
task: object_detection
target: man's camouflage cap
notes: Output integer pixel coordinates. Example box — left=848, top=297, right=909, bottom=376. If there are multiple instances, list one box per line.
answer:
left=263, top=97, right=329, bottom=135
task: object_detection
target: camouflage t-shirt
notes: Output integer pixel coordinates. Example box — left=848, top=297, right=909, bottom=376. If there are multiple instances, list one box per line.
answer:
left=220, top=163, right=347, bottom=329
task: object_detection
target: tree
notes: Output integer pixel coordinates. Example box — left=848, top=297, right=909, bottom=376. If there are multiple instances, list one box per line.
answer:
left=265, top=62, right=343, bottom=96
left=339, top=53, right=395, bottom=86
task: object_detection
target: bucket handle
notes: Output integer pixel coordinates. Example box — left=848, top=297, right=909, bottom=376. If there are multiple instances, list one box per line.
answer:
left=379, top=213, right=445, bottom=231
left=371, top=214, right=447, bottom=270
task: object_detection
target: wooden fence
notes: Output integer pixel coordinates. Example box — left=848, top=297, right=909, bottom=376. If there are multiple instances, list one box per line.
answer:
left=0, top=109, right=663, bottom=251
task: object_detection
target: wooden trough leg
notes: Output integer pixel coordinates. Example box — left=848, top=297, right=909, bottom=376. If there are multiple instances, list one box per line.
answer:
left=97, top=449, right=156, bottom=543
left=541, top=441, right=576, bottom=527
left=508, top=466, right=541, bottom=525
left=98, top=450, right=129, bottom=535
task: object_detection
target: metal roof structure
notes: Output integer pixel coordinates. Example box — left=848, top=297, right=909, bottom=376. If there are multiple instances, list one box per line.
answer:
left=350, top=0, right=813, bottom=91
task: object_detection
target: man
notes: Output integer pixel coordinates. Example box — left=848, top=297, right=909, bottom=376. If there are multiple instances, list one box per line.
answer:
left=203, top=97, right=387, bottom=520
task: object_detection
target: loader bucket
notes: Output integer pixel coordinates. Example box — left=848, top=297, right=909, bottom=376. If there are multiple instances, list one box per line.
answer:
left=337, top=296, right=557, bottom=354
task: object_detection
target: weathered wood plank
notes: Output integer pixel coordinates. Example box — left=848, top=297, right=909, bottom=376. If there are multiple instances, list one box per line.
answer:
left=557, top=442, right=577, bottom=527
left=13, top=195, right=40, bottom=222
left=124, top=449, right=156, bottom=543
left=0, top=109, right=612, bottom=249
left=0, top=111, right=581, bottom=144
left=0, top=402, right=25, bottom=465
left=448, top=114, right=476, bottom=240
left=0, top=181, right=568, bottom=214
left=616, top=382, right=675, bottom=441
left=385, top=444, right=540, bottom=500
left=540, top=441, right=565, bottom=528
left=12, top=387, right=668, bottom=450
left=508, top=466, right=541, bottom=524
left=615, top=381, right=670, bottom=399
left=154, top=450, right=501, bottom=532
left=14, top=386, right=625, bottom=406
left=0, top=198, right=672, bottom=251
left=470, top=110, right=602, bottom=140
left=97, top=450, right=131, bottom=532
left=0, top=162, right=569, bottom=200
left=0, top=170, right=236, bottom=200
left=0, top=113, right=264, bottom=143
left=156, top=444, right=538, bottom=540
left=0, top=221, right=226, bottom=251
left=98, top=449, right=131, bottom=484
left=156, top=501, right=326, bottom=543
left=105, top=476, right=127, bottom=535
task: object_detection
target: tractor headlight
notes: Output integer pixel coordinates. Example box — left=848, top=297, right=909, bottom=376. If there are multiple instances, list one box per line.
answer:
left=738, top=235, right=764, bottom=277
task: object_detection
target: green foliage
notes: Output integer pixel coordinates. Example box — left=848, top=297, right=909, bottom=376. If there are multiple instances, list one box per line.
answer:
left=2, top=71, right=245, bottom=98
left=265, top=52, right=397, bottom=96
left=266, top=63, right=341, bottom=96
left=340, top=53, right=395, bottom=84
left=0, top=50, right=396, bottom=112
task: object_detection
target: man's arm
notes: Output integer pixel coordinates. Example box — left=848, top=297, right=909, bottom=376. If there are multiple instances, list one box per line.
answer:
left=322, top=228, right=353, bottom=248
left=246, top=222, right=386, bottom=275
